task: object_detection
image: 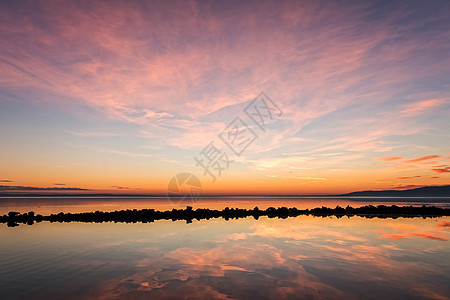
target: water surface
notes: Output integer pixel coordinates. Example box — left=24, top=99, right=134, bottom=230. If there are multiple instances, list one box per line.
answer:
left=0, top=197, right=449, bottom=299
left=1, top=196, right=450, bottom=215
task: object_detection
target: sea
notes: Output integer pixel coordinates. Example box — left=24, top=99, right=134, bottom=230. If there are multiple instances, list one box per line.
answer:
left=1, top=196, right=449, bottom=299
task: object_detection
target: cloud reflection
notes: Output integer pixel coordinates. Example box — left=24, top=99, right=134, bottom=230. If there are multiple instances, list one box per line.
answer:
left=78, top=216, right=450, bottom=299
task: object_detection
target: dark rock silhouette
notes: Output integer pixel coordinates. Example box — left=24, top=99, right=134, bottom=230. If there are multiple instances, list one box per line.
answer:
left=1, top=205, right=449, bottom=227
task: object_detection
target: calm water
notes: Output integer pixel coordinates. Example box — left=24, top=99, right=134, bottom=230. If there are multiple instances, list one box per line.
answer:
left=1, top=197, right=449, bottom=299
left=1, top=196, right=450, bottom=215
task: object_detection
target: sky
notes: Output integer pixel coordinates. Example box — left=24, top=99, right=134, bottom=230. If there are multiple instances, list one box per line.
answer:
left=0, top=0, right=449, bottom=195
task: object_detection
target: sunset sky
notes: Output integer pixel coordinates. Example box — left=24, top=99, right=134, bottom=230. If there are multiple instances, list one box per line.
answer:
left=0, top=0, right=449, bottom=195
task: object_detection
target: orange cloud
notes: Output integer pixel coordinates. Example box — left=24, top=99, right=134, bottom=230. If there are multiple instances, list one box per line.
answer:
left=405, top=155, right=441, bottom=163
left=408, top=233, right=447, bottom=241
left=381, top=234, right=408, bottom=240
left=431, top=167, right=450, bottom=173
left=381, top=231, right=448, bottom=241
left=436, top=222, right=450, bottom=228
left=377, top=157, right=404, bottom=161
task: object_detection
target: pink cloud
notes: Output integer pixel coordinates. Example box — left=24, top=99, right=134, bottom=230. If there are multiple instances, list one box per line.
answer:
left=1, top=1, right=446, bottom=127
left=400, top=99, right=448, bottom=116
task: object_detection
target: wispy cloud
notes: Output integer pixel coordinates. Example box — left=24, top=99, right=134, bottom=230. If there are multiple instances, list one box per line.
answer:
left=111, top=186, right=132, bottom=190
left=405, top=155, right=441, bottom=163
left=400, top=99, right=449, bottom=117
left=381, top=234, right=408, bottom=240
left=377, top=157, right=404, bottom=162
left=408, top=233, right=447, bottom=241
left=436, top=222, right=450, bottom=228
left=381, top=232, right=447, bottom=241
left=431, top=167, right=450, bottom=173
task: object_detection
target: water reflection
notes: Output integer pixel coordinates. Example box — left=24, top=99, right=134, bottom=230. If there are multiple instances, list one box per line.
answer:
left=0, top=215, right=449, bottom=299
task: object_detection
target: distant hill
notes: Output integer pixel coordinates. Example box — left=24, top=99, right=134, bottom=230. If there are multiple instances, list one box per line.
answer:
left=341, top=185, right=450, bottom=197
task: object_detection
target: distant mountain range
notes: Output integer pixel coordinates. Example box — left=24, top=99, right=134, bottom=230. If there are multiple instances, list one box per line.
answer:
left=341, top=185, right=450, bottom=197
